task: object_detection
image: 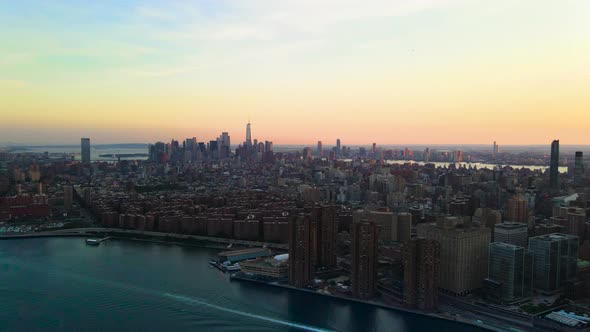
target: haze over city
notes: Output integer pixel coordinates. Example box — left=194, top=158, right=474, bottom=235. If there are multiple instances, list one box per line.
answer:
left=4, top=1, right=590, bottom=332
left=1, top=0, right=590, bottom=145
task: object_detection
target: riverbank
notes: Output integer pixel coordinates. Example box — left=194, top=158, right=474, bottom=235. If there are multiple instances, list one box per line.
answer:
left=0, top=227, right=287, bottom=250
left=230, top=274, right=503, bottom=332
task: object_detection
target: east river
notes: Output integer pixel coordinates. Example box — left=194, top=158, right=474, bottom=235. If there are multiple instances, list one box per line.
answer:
left=0, top=238, right=483, bottom=331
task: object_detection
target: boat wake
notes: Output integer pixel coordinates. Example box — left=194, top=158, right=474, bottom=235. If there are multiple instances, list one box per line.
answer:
left=164, top=292, right=333, bottom=332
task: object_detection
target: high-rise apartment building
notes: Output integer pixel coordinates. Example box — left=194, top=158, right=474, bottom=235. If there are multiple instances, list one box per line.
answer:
left=81, top=138, right=91, bottom=164
left=494, top=222, right=528, bottom=248
left=63, top=185, right=73, bottom=210
left=312, top=205, right=338, bottom=268
left=529, top=233, right=578, bottom=292
left=402, top=238, right=440, bottom=310
left=417, top=222, right=491, bottom=295
left=351, top=220, right=379, bottom=299
left=550, top=140, right=560, bottom=190
left=288, top=214, right=316, bottom=287
left=397, top=212, right=412, bottom=243
left=487, top=242, right=533, bottom=302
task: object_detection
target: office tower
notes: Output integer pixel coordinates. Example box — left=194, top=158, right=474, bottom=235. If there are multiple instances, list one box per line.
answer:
left=219, top=132, right=231, bottom=159
left=317, top=141, right=323, bottom=157
left=574, top=151, right=584, bottom=187
left=402, top=239, right=440, bottom=310
left=209, top=140, right=219, bottom=159
left=493, top=141, right=500, bottom=158
left=397, top=212, right=412, bottom=243
left=351, top=220, right=379, bottom=299
left=423, top=148, right=431, bottom=162
left=417, top=222, right=491, bottom=295
left=372, top=143, right=376, bottom=153
left=81, top=138, right=91, bottom=164
left=529, top=233, right=578, bottom=292
left=63, top=185, right=73, bottom=210
left=506, top=196, right=528, bottom=223
left=264, top=141, right=273, bottom=153
left=302, top=147, right=312, bottom=159
left=494, top=222, right=528, bottom=247
left=246, top=122, right=252, bottom=146
left=487, top=242, right=533, bottom=302
left=453, top=150, right=463, bottom=162
left=313, top=205, right=338, bottom=268
left=288, top=214, right=316, bottom=287
left=336, top=139, right=341, bottom=156
left=550, top=140, right=560, bottom=190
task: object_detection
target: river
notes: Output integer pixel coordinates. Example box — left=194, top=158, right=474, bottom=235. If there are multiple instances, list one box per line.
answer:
left=0, top=238, right=485, bottom=332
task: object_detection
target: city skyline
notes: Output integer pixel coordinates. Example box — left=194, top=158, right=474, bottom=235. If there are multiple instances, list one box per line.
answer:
left=1, top=1, right=590, bottom=145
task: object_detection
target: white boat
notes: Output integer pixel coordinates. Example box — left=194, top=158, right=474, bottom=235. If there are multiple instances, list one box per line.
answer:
left=85, top=238, right=100, bottom=246
left=224, top=263, right=240, bottom=272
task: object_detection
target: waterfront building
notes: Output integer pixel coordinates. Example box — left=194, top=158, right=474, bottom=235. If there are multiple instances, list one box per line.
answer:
left=417, top=222, right=491, bottom=295
left=402, top=238, right=440, bottom=310
left=487, top=242, right=533, bottom=302
left=81, top=138, right=91, bottom=164
left=351, top=220, right=379, bottom=300
left=494, top=222, right=528, bottom=248
left=240, top=255, right=289, bottom=279
left=313, top=205, right=338, bottom=268
left=289, top=214, right=316, bottom=287
left=529, top=233, right=578, bottom=292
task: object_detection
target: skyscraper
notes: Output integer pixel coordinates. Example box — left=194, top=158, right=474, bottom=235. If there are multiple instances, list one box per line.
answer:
left=487, top=242, right=533, bottom=302
left=81, top=138, right=91, bottom=164
left=493, top=141, right=499, bottom=158
left=245, top=122, right=252, bottom=146
left=288, top=214, right=316, bottom=287
left=402, top=238, right=440, bottom=310
left=336, top=139, right=341, bottom=157
left=574, top=151, right=584, bottom=188
left=219, top=132, right=231, bottom=159
left=351, top=220, right=379, bottom=299
left=529, top=233, right=578, bottom=292
left=317, top=141, right=323, bottom=157
left=550, top=140, right=559, bottom=190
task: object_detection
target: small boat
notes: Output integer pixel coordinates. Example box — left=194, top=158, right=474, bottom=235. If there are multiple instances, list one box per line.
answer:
left=85, top=238, right=100, bottom=246
left=222, top=261, right=241, bottom=272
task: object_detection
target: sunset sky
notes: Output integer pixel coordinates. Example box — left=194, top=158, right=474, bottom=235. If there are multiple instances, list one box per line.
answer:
left=1, top=0, right=589, bottom=145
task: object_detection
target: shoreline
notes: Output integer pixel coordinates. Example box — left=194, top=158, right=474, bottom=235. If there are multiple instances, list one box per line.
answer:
left=230, top=274, right=500, bottom=332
